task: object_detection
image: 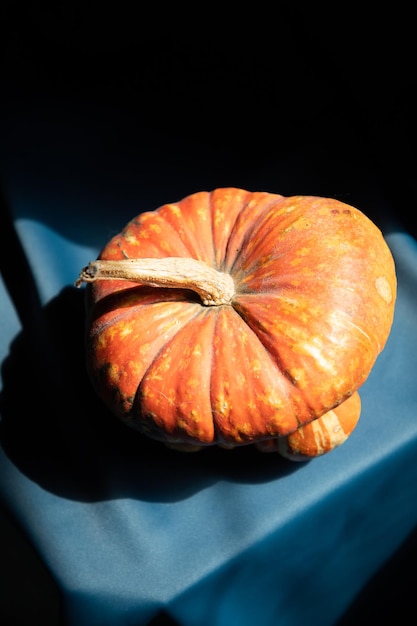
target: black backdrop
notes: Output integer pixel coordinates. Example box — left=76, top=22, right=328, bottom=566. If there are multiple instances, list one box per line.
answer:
left=2, top=4, right=415, bottom=233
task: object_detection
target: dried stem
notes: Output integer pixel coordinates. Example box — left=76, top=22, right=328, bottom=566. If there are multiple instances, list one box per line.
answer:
left=75, top=257, right=235, bottom=306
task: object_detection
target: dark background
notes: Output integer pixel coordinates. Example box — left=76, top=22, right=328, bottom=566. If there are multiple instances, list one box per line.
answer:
left=2, top=3, right=416, bottom=230
left=1, top=3, right=416, bottom=625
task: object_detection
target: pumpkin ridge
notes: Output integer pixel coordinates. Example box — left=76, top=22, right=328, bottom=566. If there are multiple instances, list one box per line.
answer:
left=207, top=189, right=222, bottom=270
left=144, top=208, right=200, bottom=259
left=158, top=192, right=216, bottom=265
left=231, top=298, right=313, bottom=394
left=87, top=287, right=202, bottom=337
left=156, top=207, right=206, bottom=260
left=134, top=307, right=218, bottom=444
left=209, top=187, right=252, bottom=271
left=106, top=212, right=192, bottom=260
left=133, top=307, right=206, bottom=399
left=210, top=306, right=309, bottom=443
left=226, top=195, right=287, bottom=276
left=87, top=299, right=204, bottom=420
left=231, top=296, right=354, bottom=420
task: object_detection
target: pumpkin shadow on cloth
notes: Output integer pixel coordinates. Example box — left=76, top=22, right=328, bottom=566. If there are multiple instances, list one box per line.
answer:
left=0, top=286, right=300, bottom=504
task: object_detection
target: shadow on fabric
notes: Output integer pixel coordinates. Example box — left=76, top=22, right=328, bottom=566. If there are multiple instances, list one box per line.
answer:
left=0, top=285, right=299, bottom=504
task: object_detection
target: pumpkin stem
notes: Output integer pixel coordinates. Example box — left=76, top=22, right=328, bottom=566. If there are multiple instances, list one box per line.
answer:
left=75, top=257, right=235, bottom=306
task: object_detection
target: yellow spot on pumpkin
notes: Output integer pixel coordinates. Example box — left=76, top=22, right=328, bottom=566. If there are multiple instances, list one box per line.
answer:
left=160, top=241, right=171, bottom=252
left=107, top=363, right=120, bottom=385
left=215, top=395, right=230, bottom=416
left=375, top=276, right=392, bottom=304
left=288, top=368, right=307, bottom=388
left=196, top=207, right=208, bottom=220
left=301, top=266, right=315, bottom=277
left=262, top=391, right=285, bottom=410
left=126, top=361, right=143, bottom=382
left=119, top=322, right=134, bottom=338
left=105, top=325, right=121, bottom=342
left=236, top=372, right=246, bottom=387
left=214, top=210, right=225, bottom=226
left=240, top=423, right=253, bottom=435
left=167, top=204, right=181, bottom=216
left=97, top=334, right=108, bottom=349
left=124, top=233, right=140, bottom=245
left=250, top=360, right=262, bottom=375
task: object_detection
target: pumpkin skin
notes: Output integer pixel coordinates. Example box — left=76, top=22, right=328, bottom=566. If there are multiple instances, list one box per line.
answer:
left=81, top=188, right=396, bottom=456
left=255, top=390, right=361, bottom=460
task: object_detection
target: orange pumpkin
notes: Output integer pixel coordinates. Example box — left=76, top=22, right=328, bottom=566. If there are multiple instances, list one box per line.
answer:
left=76, top=188, right=396, bottom=459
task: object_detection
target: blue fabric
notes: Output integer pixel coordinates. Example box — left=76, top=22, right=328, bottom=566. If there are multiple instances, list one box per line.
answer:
left=1, top=100, right=417, bottom=626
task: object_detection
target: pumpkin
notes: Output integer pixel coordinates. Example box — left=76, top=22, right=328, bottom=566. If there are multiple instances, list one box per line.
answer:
left=76, top=188, right=396, bottom=460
